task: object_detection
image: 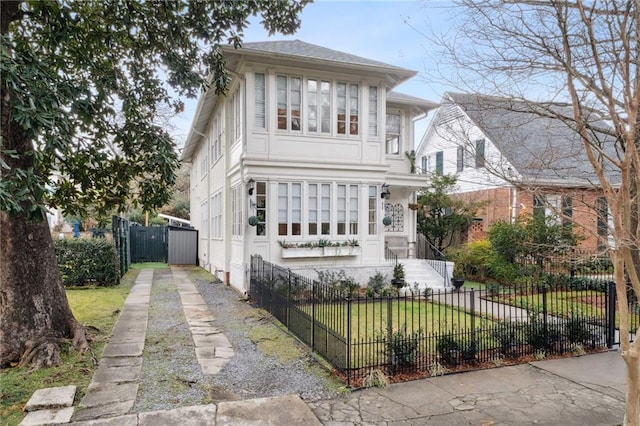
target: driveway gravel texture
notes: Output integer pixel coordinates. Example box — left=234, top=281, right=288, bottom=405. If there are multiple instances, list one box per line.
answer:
left=133, top=269, right=339, bottom=413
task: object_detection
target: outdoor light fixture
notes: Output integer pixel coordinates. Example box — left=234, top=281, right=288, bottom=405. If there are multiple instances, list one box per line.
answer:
left=380, top=183, right=390, bottom=199
left=247, top=178, right=255, bottom=196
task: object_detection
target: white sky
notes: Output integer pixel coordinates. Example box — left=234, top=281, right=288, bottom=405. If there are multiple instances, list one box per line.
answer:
left=170, top=0, right=457, bottom=149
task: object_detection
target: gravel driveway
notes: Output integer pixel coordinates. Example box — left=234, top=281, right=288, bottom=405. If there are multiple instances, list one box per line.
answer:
left=133, top=268, right=340, bottom=413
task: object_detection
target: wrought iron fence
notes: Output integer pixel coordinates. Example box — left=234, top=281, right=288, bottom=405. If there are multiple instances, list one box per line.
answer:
left=250, top=255, right=621, bottom=387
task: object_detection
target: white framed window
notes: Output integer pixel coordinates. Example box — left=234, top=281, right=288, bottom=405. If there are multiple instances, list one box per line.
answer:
left=233, top=90, right=241, bottom=141
left=307, top=79, right=330, bottom=134
left=368, top=186, right=377, bottom=234
left=278, top=182, right=302, bottom=236
left=255, top=73, right=266, bottom=129
left=210, top=114, right=221, bottom=165
left=255, top=181, right=266, bottom=236
left=277, top=75, right=301, bottom=131
left=232, top=186, right=243, bottom=237
left=337, top=184, right=358, bottom=235
left=386, top=112, right=400, bottom=154
left=337, top=82, right=359, bottom=135
left=200, top=149, right=208, bottom=179
left=211, top=192, right=222, bottom=238
left=200, top=200, right=209, bottom=239
left=308, top=183, right=331, bottom=236
left=368, top=86, right=378, bottom=137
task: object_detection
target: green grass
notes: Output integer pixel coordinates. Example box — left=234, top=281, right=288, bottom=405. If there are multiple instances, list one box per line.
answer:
left=130, top=262, right=168, bottom=269
left=461, top=281, right=486, bottom=290
left=0, top=270, right=137, bottom=426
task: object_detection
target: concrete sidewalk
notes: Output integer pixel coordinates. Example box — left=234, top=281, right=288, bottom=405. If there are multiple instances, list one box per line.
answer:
left=20, top=267, right=628, bottom=425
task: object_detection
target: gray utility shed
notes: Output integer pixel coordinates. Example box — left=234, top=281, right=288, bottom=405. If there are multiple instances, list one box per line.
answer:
left=168, top=226, right=198, bottom=265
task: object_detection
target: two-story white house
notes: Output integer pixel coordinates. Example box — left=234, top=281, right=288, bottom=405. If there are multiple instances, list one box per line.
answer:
left=182, top=40, right=438, bottom=294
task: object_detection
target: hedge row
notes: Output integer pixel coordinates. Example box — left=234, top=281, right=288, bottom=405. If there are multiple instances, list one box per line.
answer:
left=54, top=239, right=119, bottom=287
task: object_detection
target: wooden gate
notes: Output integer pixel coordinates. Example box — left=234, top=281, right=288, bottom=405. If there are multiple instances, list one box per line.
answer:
left=130, top=225, right=168, bottom=263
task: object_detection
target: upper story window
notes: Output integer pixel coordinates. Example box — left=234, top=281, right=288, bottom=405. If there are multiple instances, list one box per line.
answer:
left=255, top=73, right=266, bottom=129
left=421, top=155, right=428, bottom=173
left=337, top=82, right=359, bottom=135
left=307, top=79, right=330, bottom=134
left=277, top=75, right=301, bottom=131
left=200, top=149, right=208, bottom=179
left=368, top=87, right=378, bottom=137
left=230, top=90, right=241, bottom=142
left=475, top=139, right=485, bottom=168
left=385, top=112, right=401, bottom=154
left=211, top=113, right=222, bottom=164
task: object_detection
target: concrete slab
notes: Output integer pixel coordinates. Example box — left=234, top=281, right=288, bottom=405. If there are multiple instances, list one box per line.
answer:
left=101, top=342, right=144, bottom=357
left=20, top=407, right=75, bottom=425
left=68, top=414, right=138, bottom=426
left=99, top=357, right=143, bottom=368
left=191, top=334, right=231, bottom=348
left=24, top=385, right=76, bottom=411
left=72, top=401, right=135, bottom=422
left=531, top=350, right=626, bottom=400
left=92, top=364, right=141, bottom=383
left=79, top=383, right=138, bottom=408
left=107, top=331, right=146, bottom=344
left=138, top=405, right=217, bottom=426
left=217, top=395, right=322, bottom=426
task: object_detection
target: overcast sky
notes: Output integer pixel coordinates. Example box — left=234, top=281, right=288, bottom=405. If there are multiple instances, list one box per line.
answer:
left=171, top=0, right=457, bottom=149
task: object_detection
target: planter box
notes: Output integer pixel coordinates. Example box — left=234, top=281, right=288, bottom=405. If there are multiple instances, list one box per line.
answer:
left=281, top=246, right=361, bottom=259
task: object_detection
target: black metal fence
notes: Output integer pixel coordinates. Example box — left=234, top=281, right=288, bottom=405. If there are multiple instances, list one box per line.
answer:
left=249, top=255, right=629, bottom=387
left=111, top=215, right=130, bottom=276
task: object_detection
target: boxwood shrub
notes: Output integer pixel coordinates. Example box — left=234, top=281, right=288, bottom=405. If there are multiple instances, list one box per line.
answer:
left=55, top=238, right=119, bottom=287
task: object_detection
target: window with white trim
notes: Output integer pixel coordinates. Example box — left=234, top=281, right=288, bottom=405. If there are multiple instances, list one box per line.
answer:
left=337, top=184, right=358, bottom=235
left=200, top=200, right=209, bottom=238
left=368, top=86, right=378, bottom=137
left=200, top=149, right=208, bottom=179
left=278, top=183, right=302, bottom=236
left=456, top=146, right=464, bottom=172
left=386, top=112, right=400, bottom=154
left=308, top=183, right=331, bottom=236
left=211, top=114, right=221, bottom=164
left=232, top=186, right=243, bottom=237
left=307, top=79, right=330, bottom=133
left=232, top=90, right=241, bottom=141
left=368, top=186, right=377, bottom=234
left=255, top=73, right=265, bottom=129
left=211, top=192, right=222, bottom=238
left=255, top=181, right=266, bottom=236
left=337, top=82, right=359, bottom=135
left=277, top=75, right=301, bottom=131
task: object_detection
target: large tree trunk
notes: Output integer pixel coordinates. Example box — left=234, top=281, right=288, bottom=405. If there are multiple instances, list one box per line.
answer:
left=0, top=212, right=87, bottom=368
left=1, top=2, right=87, bottom=367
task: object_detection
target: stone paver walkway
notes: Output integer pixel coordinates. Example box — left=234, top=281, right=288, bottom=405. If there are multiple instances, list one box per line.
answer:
left=71, top=270, right=152, bottom=422
left=172, top=268, right=234, bottom=375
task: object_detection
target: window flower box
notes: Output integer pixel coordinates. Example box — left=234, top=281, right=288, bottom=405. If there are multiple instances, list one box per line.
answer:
left=280, top=246, right=361, bottom=259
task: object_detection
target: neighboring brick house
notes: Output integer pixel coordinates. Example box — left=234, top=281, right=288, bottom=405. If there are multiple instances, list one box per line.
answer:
left=181, top=40, right=439, bottom=293
left=416, top=92, right=617, bottom=252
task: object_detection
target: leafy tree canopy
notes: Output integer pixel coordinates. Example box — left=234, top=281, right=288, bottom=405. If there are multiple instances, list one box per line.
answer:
left=1, top=0, right=308, bottom=220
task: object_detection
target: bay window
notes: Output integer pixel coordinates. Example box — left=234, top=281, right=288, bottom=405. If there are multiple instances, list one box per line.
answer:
left=277, top=75, right=301, bottom=131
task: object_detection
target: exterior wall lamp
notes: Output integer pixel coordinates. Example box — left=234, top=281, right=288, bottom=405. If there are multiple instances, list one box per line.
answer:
left=381, top=183, right=390, bottom=199
left=247, top=178, right=255, bottom=195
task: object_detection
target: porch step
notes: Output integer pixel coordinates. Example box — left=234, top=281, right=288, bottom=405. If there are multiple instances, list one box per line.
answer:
left=398, top=259, right=449, bottom=294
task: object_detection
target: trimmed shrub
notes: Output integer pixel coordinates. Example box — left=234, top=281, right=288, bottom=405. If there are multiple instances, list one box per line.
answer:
left=387, top=325, right=423, bottom=366
left=55, top=238, right=119, bottom=287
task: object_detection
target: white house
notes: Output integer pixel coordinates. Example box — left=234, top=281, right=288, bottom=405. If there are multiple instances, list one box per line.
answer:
left=181, top=40, right=439, bottom=294
left=416, top=92, right=618, bottom=252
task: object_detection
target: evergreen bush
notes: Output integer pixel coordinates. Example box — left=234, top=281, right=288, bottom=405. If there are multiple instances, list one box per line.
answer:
left=54, top=238, right=119, bottom=287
